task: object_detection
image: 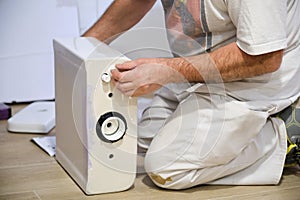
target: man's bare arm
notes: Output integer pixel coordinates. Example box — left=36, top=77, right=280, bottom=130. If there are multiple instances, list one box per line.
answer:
left=165, top=42, right=284, bottom=83
left=83, top=0, right=156, bottom=43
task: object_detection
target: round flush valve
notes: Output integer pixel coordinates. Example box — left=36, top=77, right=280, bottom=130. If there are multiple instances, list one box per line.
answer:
left=101, top=72, right=111, bottom=83
left=96, top=112, right=127, bottom=142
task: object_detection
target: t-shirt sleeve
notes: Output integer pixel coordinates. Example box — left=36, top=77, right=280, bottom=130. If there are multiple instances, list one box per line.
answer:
left=227, top=0, right=287, bottom=55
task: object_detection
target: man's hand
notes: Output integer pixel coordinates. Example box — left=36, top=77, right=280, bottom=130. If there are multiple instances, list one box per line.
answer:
left=111, top=58, right=186, bottom=96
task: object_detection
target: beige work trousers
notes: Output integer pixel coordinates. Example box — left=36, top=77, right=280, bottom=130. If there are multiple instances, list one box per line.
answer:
left=138, top=84, right=287, bottom=189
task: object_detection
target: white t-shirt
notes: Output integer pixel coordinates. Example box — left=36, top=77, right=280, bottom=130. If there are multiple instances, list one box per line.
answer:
left=162, top=0, right=300, bottom=112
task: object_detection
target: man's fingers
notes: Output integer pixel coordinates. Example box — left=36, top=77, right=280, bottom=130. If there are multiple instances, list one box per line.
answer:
left=112, top=79, right=146, bottom=97
left=110, top=69, right=121, bottom=81
left=115, top=60, right=137, bottom=71
left=114, top=82, right=162, bottom=97
left=114, top=82, right=135, bottom=93
left=111, top=68, right=132, bottom=83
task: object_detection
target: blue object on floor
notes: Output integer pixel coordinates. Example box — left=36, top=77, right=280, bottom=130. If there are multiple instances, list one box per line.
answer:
left=0, top=103, right=11, bottom=120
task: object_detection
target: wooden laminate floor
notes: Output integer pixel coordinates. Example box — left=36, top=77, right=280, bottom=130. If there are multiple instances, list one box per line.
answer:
left=1, top=104, right=300, bottom=200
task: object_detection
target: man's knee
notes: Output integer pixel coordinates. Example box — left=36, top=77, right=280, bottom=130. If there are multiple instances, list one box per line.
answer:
left=144, top=153, right=197, bottom=190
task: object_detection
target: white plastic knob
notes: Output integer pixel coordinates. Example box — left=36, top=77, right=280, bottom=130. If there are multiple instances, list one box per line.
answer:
left=101, top=117, right=126, bottom=141
left=101, top=72, right=111, bottom=83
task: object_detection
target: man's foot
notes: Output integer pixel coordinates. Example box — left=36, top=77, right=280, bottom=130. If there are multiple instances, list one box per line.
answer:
left=277, top=98, right=300, bottom=167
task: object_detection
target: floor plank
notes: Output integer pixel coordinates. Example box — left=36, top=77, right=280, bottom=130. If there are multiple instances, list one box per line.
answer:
left=0, top=191, right=40, bottom=200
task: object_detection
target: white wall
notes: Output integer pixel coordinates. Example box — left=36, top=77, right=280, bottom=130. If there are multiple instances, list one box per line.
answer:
left=0, top=0, right=169, bottom=103
left=0, top=0, right=79, bottom=103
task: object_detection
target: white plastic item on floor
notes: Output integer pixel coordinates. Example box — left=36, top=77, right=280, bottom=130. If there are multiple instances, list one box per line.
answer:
left=7, top=101, right=55, bottom=133
left=53, top=37, right=137, bottom=195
